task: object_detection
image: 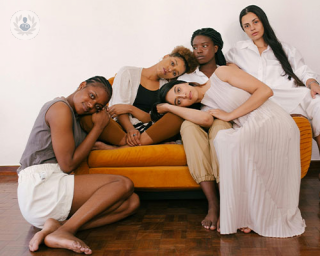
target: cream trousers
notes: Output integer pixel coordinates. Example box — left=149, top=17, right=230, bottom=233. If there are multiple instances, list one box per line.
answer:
left=180, top=119, right=232, bottom=184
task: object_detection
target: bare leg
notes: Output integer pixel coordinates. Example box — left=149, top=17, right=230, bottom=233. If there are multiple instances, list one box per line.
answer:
left=43, top=174, right=139, bottom=254
left=29, top=218, right=61, bottom=252
left=200, top=181, right=219, bottom=231
left=80, top=115, right=126, bottom=146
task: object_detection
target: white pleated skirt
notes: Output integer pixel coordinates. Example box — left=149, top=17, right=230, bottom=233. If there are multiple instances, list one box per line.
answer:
left=214, top=101, right=306, bottom=238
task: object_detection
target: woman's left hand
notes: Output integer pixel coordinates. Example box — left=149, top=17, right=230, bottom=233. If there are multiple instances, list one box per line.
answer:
left=156, top=103, right=170, bottom=114
left=108, top=104, right=131, bottom=118
left=310, top=83, right=320, bottom=99
left=207, top=109, right=233, bottom=122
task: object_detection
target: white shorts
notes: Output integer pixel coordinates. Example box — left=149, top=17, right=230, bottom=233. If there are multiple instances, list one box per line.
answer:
left=17, top=163, right=74, bottom=229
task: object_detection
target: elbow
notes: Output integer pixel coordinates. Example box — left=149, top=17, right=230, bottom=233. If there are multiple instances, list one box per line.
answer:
left=202, top=115, right=214, bottom=128
left=266, top=87, right=273, bottom=98
left=59, top=163, right=75, bottom=174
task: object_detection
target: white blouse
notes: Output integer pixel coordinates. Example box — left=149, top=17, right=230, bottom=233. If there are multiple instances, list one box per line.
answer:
left=225, top=40, right=318, bottom=113
left=109, top=66, right=167, bottom=125
left=178, top=67, right=209, bottom=84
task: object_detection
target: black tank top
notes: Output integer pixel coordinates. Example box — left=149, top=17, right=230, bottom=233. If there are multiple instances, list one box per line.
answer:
left=133, top=84, right=159, bottom=113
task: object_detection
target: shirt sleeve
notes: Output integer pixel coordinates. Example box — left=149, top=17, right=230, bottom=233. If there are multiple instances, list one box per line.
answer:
left=286, top=44, right=318, bottom=84
left=108, top=67, right=132, bottom=107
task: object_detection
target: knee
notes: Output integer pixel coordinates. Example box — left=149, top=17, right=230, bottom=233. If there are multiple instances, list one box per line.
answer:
left=209, top=120, right=231, bottom=139
left=181, top=120, right=202, bottom=136
left=118, top=176, right=135, bottom=196
left=79, top=115, right=93, bottom=132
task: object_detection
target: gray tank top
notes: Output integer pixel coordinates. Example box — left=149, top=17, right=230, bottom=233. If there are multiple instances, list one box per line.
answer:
left=17, top=97, right=87, bottom=173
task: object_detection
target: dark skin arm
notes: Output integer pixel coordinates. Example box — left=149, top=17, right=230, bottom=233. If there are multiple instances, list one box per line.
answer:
left=117, top=114, right=141, bottom=146
left=46, top=102, right=109, bottom=173
left=108, top=104, right=151, bottom=123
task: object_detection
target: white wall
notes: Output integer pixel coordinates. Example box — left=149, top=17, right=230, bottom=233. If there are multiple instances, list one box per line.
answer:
left=1, top=0, right=320, bottom=165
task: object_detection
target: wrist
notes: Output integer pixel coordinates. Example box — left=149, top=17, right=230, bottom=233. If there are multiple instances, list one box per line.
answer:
left=91, top=124, right=105, bottom=134
left=306, top=80, right=319, bottom=89
left=228, top=111, right=235, bottom=121
left=167, top=104, right=173, bottom=112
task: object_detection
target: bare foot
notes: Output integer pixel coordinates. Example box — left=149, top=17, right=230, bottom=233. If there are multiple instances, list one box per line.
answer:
left=163, top=141, right=177, bottom=144
left=92, top=141, right=117, bottom=150
left=240, top=227, right=252, bottom=234
left=217, top=216, right=220, bottom=233
left=201, top=207, right=219, bottom=231
left=29, top=218, right=61, bottom=252
left=44, top=228, right=92, bottom=254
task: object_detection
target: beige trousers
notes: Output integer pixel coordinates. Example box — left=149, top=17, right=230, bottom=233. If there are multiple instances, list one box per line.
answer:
left=180, top=119, right=232, bottom=184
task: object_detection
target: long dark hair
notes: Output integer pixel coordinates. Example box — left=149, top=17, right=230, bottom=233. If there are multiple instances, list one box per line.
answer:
left=191, top=28, right=226, bottom=66
left=239, top=5, right=304, bottom=87
left=151, top=80, right=201, bottom=122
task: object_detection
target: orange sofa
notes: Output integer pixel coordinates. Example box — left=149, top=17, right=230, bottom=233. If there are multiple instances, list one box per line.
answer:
left=74, top=115, right=312, bottom=191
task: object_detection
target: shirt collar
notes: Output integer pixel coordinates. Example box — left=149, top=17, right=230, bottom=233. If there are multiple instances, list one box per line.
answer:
left=239, top=39, right=271, bottom=54
left=195, top=67, right=206, bottom=76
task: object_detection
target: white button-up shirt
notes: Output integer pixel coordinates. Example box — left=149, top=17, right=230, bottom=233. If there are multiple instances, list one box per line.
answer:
left=225, top=40, right=318, bottom=113
left=178, top=67, right=209, bottom=84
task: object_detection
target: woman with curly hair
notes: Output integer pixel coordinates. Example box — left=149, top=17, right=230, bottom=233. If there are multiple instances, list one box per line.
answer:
left=81, top=46, right=198, bottom=148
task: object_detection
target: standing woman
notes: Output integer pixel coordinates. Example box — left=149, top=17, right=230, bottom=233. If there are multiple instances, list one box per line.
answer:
left=178, top=28, right=232, bottom=231
left=17, top=76, right=139, bottom=254
left=80, top=46, right=198, bottom=148
left=226, top=5, right=320, bottom=151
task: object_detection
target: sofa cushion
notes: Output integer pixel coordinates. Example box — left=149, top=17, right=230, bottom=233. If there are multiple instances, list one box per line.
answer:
left=88, top=144, right=187, bottom=167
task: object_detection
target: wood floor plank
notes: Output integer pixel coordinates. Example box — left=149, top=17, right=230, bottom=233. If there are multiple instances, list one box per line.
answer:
left=0, top=168, right=319, bottom=255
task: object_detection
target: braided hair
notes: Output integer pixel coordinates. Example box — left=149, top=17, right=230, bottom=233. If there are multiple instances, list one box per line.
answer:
left=240, top=5, right=304, bottom=87
left=85, top=76, right=113, bottom=100
left=191, top=28, right=226, bottom=66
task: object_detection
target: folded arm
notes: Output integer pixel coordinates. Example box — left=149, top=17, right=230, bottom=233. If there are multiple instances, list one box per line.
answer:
left=157, top=103, right=213, bottom=128
left=214, top=66, right=273, bottom=121
left=47, top=102, right=109, bottom=173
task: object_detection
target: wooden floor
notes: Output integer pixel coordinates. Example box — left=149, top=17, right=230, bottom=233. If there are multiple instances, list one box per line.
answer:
left=0, top=165, right=319, bottom=256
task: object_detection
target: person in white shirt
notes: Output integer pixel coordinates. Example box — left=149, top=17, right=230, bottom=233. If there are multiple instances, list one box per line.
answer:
left=177, top=28, right=232, bottom=231
left=226, top=5, right=320, bottom=152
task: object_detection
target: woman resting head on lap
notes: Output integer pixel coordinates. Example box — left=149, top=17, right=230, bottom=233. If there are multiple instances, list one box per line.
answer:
left=80, top=45, right=198, bottom=150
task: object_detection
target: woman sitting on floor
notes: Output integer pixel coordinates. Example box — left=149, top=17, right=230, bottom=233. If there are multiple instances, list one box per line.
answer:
left=17, top=76, right=139, bottom=254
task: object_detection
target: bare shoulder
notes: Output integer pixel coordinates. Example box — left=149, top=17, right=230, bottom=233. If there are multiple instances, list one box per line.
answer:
left=46, top=101, right=73, bottom=126
left=214, top=66, right=233, bottom=82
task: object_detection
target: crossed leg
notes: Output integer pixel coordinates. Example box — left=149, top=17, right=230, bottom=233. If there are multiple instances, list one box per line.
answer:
left=29, top=174, right=139, bottom=254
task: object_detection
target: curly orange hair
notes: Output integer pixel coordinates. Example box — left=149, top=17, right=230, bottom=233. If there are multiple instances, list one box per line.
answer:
left=170, top=46, right=198, bottom=74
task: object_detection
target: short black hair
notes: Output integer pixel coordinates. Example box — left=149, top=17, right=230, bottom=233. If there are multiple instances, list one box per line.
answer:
left=85, top=76, right=113, bottom=100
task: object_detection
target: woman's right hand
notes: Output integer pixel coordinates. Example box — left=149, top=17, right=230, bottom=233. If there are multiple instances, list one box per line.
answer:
left=126, top=129, right=141, bottom=146
left=91, top=108, right=110, bottom=130
left=156, top=103, right=171, bottom=114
